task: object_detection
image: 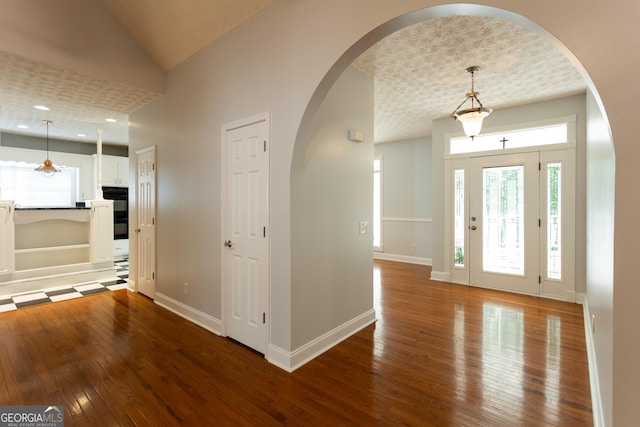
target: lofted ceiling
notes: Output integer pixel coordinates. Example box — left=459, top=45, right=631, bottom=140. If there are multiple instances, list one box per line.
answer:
left=0, top=4, right=586, bottom=146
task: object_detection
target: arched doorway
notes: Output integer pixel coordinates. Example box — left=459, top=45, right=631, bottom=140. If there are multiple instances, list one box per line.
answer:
left=288, top=5, right=610, bottom=424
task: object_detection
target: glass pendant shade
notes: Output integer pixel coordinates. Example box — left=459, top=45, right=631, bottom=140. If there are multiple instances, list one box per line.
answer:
left=450, top=66, right=492, bottom=139
left=454, top=107, right=492, bottom=139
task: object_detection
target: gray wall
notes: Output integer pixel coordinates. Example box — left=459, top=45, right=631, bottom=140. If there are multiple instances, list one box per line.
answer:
left=374, top=137, right=432, bottom=263
left=124, top=3, right=637, bottom=423
left=291, top=66, right=374, bottom=348
left=586, top=90, right=614, bottom=424
left=431, top=94, right=587, bottom=294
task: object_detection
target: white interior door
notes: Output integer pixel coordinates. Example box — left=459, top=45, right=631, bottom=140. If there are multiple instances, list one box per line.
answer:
left=136, top=146, right=156, bottom=298
left=469, top=152, right=540, bottom=294
left=223, top=114, right=269, bottom=354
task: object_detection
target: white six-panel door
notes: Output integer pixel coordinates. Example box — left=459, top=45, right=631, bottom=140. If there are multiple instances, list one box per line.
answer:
left=136, top=146, right=156, bottom=299
left=223, top=113, right=269, bottom=354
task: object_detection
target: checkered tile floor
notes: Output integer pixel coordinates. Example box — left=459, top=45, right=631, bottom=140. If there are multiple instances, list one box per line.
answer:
left=0, top=259, right=129, bottom=313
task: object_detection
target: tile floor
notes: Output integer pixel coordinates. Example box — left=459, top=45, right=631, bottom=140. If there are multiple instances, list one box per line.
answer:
left=0, top=258, right=129, bottom=313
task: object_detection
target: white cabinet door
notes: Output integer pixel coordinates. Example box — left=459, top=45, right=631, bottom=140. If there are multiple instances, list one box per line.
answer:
left=78, top=156, right=94, bottom=201
left=117, top=156, right=129, bottom=187
left=0, top=201, right=15, bottom=275
left=90, top=200, right=114, bottom=263
left=99, top=155, right=129, bottom=187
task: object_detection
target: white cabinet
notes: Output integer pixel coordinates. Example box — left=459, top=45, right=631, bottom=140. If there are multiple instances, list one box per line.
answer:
left=99, top=155, right=129, bottom=187
left=90, top=200, right=114, bottom=263
left=78, top=156, right=95, bottom=201
left=14, top=209, right=91, bottom=271
left=0, top=201, right=15, bottom=275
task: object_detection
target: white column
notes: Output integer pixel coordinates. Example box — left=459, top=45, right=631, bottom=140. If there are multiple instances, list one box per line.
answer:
left=96, top=125, right=104, bottom=200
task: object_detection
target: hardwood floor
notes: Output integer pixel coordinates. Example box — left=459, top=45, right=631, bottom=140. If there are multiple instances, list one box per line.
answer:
left=0, top=260, right=592, bottom=426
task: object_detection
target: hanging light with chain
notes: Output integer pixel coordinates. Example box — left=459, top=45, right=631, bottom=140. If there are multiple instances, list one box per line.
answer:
left=450, top=66, right=493, bottom=139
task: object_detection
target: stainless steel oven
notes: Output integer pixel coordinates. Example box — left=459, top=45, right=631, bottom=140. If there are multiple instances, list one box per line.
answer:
left=102, top=186, right=128, bottom=240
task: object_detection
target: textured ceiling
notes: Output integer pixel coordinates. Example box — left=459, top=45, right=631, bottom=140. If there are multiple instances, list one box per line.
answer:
left=0, top=10, right=586, bottom=146
left=0, top=0, right=275, bottom=146
left=0, top=51, right=159, bottom=145
left=353, top=15, right=587, bottom=143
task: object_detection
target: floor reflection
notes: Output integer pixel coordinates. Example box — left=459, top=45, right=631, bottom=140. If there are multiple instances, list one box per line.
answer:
left=481, top=303, right=525, bottom=409
left=369, top=260, right=591, bottom=425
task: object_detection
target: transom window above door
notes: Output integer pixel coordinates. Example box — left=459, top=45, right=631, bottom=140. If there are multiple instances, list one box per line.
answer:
left=448, top=115, right=576, bottom=156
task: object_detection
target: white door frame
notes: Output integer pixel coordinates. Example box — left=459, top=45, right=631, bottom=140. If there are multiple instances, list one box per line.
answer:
left=445, top=148, right=576, bottom=301
left=220, top=111, right=270, bottom=351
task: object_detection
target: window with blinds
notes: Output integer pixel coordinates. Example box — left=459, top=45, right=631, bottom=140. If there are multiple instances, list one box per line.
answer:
left=0, top=161, right=77, bottom=208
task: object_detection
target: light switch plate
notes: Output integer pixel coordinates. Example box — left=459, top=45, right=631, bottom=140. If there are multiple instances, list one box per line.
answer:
left=359, top=221, right=369, bottom=234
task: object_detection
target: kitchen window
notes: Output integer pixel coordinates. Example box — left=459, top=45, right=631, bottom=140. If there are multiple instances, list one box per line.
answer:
left=0, top=160, right=77, bottom=207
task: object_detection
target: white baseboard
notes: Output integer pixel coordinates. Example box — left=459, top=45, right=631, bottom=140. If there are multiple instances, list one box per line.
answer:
left=373, top=253, right=431, bottom=266
left=430, top=271, right=450, bottom=282
left=154, top=293, right=224, bottom=337
left=266, top=309, right=376, bottom=372
left=581, top=296, right=604, bottom=427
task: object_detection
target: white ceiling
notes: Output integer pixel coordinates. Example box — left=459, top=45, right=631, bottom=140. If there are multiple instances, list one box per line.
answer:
left=0, top=6, right=586, bottom=146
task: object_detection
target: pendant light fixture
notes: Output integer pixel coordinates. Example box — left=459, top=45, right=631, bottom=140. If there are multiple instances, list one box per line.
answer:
left=34, top=119, right=60, bottom=174
left=450, top=66, right=493, bottom=139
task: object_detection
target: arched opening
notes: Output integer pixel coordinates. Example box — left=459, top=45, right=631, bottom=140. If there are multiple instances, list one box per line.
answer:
left=289, top=4, right=612, bottom=423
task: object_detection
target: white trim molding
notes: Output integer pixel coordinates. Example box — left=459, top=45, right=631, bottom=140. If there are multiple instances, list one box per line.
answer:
left=581, top=296, right=604, bottom=427
left=266, top=309, right=376, bottom=372
left=374, top=253, right=431, bottom=266
left=383, top=217, right=432, bottom=223
left=430, top=271, right=450, bottom=282
left=155, top=293, right=224, bottom=337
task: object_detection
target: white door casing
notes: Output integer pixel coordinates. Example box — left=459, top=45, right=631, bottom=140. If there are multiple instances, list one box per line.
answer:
left=136, top=146, right=156, bottom=299
left=222, top=112, right=270, bottom=354
left=447, top=149, right=576, bottom=300
left=0, top=201, right=15, bottom=275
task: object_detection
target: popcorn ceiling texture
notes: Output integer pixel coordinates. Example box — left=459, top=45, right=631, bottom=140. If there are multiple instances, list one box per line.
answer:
left=0, top=52, right=160, bottom=145
left=0, top=13, right=585, bottom=146
left=352, top=16, right=586, bottom=143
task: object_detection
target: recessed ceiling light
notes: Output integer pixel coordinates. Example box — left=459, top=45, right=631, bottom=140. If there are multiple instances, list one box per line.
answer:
left=17, top=125, right=29, bottom=129
left=77, top=133, right=87, bottom=137
left=105, top=118, right=116, bottom=123
left=33, top=105, right=50, bottom=111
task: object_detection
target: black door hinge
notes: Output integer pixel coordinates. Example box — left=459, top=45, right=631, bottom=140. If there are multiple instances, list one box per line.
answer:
left=263, top=312, right=266, bottom=324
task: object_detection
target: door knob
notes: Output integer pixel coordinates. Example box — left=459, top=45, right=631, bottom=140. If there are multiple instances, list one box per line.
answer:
left=470, top=225, right=477, bottom=231
left=135, top=228, right=141, bottom=233
left=224, top=240, right=233, bottom=248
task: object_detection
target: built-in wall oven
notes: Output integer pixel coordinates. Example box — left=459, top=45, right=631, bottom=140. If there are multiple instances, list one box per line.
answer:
left=102, top=186, right=128, bottom=240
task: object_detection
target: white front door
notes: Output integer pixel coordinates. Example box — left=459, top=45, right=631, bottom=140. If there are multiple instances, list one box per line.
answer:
left=469, top=152, right=540, bottom=294
left=136, top=146, right=156, bottom=298
left=223, top=113, right=269, bottom=354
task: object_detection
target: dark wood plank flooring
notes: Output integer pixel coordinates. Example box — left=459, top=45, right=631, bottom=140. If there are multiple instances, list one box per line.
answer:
left=0, top=260, right=592, bottom=426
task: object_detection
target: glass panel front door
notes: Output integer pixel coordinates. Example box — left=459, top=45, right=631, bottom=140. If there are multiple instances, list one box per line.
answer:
left=469, top=152, right=540, bottom=294
left=482, top=165, right=525, bottom=275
